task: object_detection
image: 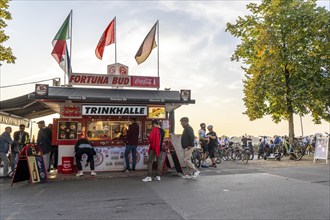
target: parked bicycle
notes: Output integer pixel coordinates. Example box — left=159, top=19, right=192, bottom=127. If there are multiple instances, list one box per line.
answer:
left=191, top=147, right=202, bottom=168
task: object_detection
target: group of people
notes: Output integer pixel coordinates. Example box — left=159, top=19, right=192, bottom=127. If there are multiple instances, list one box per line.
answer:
left=75, top=116, right=202, bottom=181
left=1, top=116, right=205, bottom=181
left=142, top=117, right=200, bottom=181
left=0, top=121, right=58, bottom=178
left=198, top=123, right=219, bottom=168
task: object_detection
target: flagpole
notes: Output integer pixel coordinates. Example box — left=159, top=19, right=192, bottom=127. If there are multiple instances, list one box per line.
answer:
left=115, top=16, right=117, bottom=63
left=157, top=20, right=159, bottom=90
left=67, top=9, right=73, bottom=85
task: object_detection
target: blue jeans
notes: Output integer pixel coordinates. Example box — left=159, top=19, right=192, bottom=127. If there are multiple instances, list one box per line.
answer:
left=124, top=145, right=137, bottom=170
left=11, top=151, right=18, bottom=172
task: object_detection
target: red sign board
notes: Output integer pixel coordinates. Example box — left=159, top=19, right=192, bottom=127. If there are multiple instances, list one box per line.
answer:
left=68, top=73, right=159, bottom=88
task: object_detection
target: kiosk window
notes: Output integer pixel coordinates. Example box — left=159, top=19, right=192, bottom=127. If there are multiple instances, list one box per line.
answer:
left=86, top=121, right=141, bottom=141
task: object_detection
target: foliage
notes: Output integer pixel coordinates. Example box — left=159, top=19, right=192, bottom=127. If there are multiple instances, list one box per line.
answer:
left=226, top=0, right=330, bottom=138
left=0, top=0, right=16, bottom=64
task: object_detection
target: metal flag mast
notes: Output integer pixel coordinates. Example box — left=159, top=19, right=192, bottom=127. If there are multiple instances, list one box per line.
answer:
left=114, top=16, right=117, bottom=63
left=64, top=10, right=73, bottom=86
left=157, top=20, right=159, bottom=90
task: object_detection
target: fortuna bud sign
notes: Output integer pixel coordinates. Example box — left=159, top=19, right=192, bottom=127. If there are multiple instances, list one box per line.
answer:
left=69, top=73, right=159, bottom=88
left=82, top=105, right=147, bottom=116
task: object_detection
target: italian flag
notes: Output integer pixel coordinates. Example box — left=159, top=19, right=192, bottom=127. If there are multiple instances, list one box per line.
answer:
left=51, top=11, right=72, bottom=73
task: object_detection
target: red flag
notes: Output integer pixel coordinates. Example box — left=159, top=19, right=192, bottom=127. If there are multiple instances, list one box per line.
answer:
left=95, top=18, right=115, bottom=60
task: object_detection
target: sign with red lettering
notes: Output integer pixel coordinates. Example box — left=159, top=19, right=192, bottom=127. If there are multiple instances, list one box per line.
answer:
left=68, top=73, right=159, bottom=88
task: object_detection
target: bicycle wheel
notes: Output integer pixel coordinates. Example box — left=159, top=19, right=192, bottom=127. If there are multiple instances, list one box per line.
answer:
left=191, top=151, right=201, bottom=168
left=241, top=150, right=249, bottom=164
left=195, top=151, right=202, bottom=168
left=249, top=150, right=254, bottom=160
left=215, top=149, right=222, bottom=164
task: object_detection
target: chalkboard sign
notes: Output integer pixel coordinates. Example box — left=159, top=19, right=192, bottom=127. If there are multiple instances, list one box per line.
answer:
left=314, top=137, right=329, bottom=164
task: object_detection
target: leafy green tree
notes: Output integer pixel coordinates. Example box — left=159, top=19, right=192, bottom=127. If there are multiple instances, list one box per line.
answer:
left=226, top=0, right=330, bottom=141
left=0, top=0, right=16, bottom=64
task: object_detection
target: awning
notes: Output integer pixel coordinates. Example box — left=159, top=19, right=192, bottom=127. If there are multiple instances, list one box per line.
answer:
left=29, top=86, right=195, bottom=104
left=0, top=86, right=195, bottom=126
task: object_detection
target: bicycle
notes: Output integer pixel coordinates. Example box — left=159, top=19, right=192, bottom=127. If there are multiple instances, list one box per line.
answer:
left=233, top=143, right=250, bottom=164
left=191, top=147, right=202, bottom=168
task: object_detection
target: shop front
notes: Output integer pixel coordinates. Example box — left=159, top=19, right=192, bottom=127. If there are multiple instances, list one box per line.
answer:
left=29, top=85, right=194, bottom=173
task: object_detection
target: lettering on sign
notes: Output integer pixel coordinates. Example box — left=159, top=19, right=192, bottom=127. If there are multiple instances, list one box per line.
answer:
left=82, top=105, right=147, bottom=116
left=68, top=73, right=159, bottom=88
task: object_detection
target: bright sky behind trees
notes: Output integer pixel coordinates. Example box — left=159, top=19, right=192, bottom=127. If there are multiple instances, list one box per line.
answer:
left=1, top=0, right=329, bottom=137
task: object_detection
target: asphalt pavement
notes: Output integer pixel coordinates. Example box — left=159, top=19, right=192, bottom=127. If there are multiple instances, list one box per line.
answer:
left=0, top=157, right=329, bottom=220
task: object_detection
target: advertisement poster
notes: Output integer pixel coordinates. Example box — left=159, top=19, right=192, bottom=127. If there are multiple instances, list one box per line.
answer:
left=314, top=137, right=329, bottom=162
left=27, top=156, right=47, bottom=183
left=148, top=106, right=165, bottom=119
left=27, top=156, right=40, bottom=183
left=80, top=146, right=149, bottom=172
left=35, top=156, right=47, bottom=183
left=58, top=121, right=78, bottom=140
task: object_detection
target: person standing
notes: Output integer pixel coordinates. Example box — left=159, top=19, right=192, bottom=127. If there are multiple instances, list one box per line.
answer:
left=12, top=124, right=29, bottom=173
left=206, top=125, right=218, bottom=168
left=36, top=121, right=52, bottom=172
left=0, top=127, right=13, bottom=177
left=180, top=117, right=200, bottom=179
left=75, top=138, right=96, bottom=176
left=123, top=117, right=139, bottom=172
left=142, top=120, right=165, bottom=182
left=198, top=123, right=209, bottom=168
left=48, top=123, right=58, bottom=171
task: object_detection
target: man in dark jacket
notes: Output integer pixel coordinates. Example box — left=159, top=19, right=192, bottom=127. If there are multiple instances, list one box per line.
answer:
left=180, top=117, right=200, bottom=179
left=36, top=121, right=52, bottom=172
left=123, top=117, right=140, bottom=172
left=12, top=124, right=29, bottom=172
left=0, top=127, right=13, bottom=177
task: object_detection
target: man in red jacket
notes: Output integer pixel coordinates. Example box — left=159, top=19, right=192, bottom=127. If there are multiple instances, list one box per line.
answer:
left=142, top=119, right=165, bottom=182
left=123, top=117, right=140, bottom=172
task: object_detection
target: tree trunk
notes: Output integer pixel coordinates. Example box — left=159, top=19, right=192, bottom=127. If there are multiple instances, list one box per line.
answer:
left=284, top=66, right=295, bottom=144
left=288, top=111, right=295, bottom=145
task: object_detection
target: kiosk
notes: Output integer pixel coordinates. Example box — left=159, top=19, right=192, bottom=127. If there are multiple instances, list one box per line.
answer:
left=29, top=70, right=195, bottom=173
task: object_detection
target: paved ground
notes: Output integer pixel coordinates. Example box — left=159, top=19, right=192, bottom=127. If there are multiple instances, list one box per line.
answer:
left=1, top=155, right=329, bottom=220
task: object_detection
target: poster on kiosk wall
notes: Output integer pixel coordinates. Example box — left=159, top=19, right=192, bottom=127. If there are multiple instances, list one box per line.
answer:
left=79, top=146, right=149, bottom=172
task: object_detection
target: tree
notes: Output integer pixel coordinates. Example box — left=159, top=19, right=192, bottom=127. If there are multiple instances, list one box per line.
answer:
left=226, top=0, right=330, bottom=142
left=0, top=0, right=16, bottom=64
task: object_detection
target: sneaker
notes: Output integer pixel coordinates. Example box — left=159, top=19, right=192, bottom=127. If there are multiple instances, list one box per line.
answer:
left=142, top=176, right=152, bottom=182
left=91, top=171, right=96, bottom=176
left=131, top=168, right=136, bottom=172
left=201, top=164, right=209, bottom=168
left=192, top=170, right=200, bottom=179
left=154, top=176, right=161, bottom=181
left=212, top=164, right=217, bottom=168
left=182, top=174, right=192, bottom=179
left=122, top=168, right=131, bottom=172
left=76, top=171, right=83, bottom=177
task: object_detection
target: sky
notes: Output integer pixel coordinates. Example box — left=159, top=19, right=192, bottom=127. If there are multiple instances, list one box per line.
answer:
left=0, top=0, right=329, bottom=138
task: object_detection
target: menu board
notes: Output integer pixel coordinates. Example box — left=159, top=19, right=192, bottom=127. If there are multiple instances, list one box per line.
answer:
left=58, top=121, right=78, bottom=140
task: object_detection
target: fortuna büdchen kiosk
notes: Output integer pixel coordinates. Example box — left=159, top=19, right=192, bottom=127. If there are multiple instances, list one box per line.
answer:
left=31, top=63, right=195, bottom=173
